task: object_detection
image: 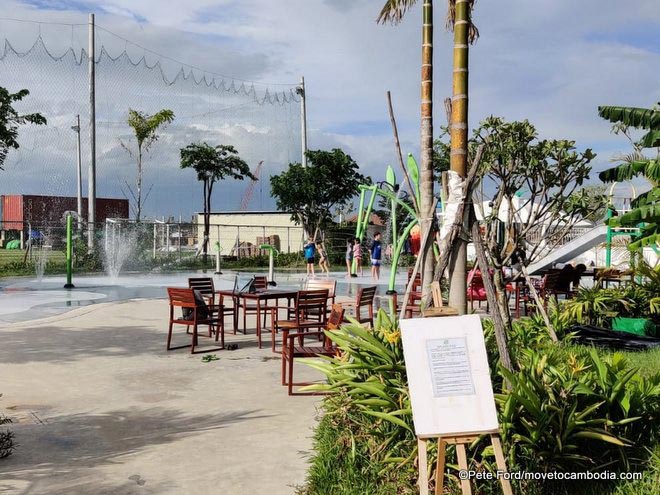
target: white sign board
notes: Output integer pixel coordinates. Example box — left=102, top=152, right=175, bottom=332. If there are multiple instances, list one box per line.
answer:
left=400, top=315, right=499, bottom=438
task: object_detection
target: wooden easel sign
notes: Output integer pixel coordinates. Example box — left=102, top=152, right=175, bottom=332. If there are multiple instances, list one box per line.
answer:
left=400, top=315, right=513, bottom=495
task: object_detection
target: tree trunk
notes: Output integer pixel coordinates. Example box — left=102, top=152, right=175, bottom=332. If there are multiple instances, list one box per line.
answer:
left=471, top=221, right=513, bottom=374
left=447, top=0, right=471, bottom=314
left=136, top=148, right=143, bottom=222
left=419, top=0, right=435, bottom=301
left=202, top=181, right=212, bottom=263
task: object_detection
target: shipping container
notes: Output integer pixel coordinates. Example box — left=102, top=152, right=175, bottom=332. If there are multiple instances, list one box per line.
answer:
left=1, top=194, right=129, bottom=230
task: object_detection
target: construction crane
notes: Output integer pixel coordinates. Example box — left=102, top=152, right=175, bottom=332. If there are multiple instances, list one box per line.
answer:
left=238, top=160, right=264, bottom=211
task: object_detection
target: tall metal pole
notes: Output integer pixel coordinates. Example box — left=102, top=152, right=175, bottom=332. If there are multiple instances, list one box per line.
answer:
left=72, top=114, right=83, bottom=231
left=298, top=76, right=308, bottom=166
left=87, top=13, right=96, bottom=251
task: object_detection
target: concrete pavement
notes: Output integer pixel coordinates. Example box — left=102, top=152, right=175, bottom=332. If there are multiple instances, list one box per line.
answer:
left=0, top=299, right=321, bottom=494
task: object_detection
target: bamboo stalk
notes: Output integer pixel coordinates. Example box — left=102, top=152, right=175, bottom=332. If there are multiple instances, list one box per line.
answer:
left=387, top=91, right=420, bottom=215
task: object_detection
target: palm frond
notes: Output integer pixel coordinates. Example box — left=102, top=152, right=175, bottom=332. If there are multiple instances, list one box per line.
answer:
left=599, top=159, right=660, bottom=183
left=446, top=0, right=479, bottom=43
left=376, top=0, right=419, bottom=25
left=598, top=105, right=660, bottom=131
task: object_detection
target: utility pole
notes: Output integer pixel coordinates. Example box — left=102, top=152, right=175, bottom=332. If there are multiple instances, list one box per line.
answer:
left=296, top=76, right=308, bottom=166
left=87, top=13, right=96, bottom=251
left=71, top=114, right=83, bottom=231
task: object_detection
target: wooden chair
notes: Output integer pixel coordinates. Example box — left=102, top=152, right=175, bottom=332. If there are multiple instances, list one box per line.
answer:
left=239, top=275, right=270, bottom=333
left=343, top=286, right=377, bottom=326
left=269, top=289, right=329, bottom=353
left=188, top=277, right=238, bottom=334
left=281, top=303, right=345, bottom=395
left=303, top=278, right=337, bottom=320
left=467, top=268, right=488, bottom=311
left=166, top=288, right=224, bottom=353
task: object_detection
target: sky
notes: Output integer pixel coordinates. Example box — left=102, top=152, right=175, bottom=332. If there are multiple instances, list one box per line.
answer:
left=0, top=0, right=659, bottom=219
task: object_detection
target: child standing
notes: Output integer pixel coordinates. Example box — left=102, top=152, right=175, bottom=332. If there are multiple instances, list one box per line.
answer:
left=345, top=238, right=354, bottom=277
left=353, top=238, right=363, bottom=276
left=370, top=232, right=382, bottom=281
left=303, top=237, right=316, bottom=277
left=318, top=242, right=330, bottom=275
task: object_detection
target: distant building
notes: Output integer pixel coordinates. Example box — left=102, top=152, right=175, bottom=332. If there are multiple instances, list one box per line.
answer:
left=1, top=194, right=129, bottom=230
left=197, top=211, right=305, bottom=256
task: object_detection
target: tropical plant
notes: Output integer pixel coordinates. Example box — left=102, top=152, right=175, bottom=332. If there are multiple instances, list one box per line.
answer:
left=0, top=86, right=46, bottom=170
left=472, top=117, right=602, bottom=337
left=180, top=142, right=255, bottom=261
left=446, top=0, right=478, bottom=312
left=121, top=108, right=175, bottom=222
left=563, top=287, right=634, bottom=327
left=498, top=347, right=660, bottom=473
left=270, top=149, right=370, bottom=239
left=378, top=0, right=436, bottom=299
left=598, top=104, right=660, bottom=251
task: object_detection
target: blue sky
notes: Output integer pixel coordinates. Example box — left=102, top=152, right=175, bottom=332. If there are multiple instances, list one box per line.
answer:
left=0, top=0, right=659, bottom=218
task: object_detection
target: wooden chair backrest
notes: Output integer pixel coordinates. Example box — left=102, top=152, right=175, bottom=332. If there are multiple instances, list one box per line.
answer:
left=542, top=270, right=562, bottom=292
left=296, top=289, right=329, bottom=316
left=431, top=281, right=443, bottom=307
left=408, top=268, right=422, bottom=291
left=188, top=277, right=215, bottom=297
left=305, top=278, right=336, bottom=297
left=357, top=286, right=377, bottom=308
left=253, top=275, right=268, bottom=290
left=326, top=303, right=345, bottom=330
left=168, top=287, right=196, bottom=307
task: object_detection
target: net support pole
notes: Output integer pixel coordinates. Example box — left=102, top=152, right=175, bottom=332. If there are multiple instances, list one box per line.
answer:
left=299, top=76, right=308, bottom=166
left=74, top=114, right=83, bottom=231
left=87, top=13, right=96, bottom=251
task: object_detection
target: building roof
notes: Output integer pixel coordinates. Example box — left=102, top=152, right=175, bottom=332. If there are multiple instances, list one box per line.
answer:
left=346, top=212, right=385, bottom=226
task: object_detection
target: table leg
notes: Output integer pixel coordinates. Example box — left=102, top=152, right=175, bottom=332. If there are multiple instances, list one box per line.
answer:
left=256, top=299, right=262, bottom=348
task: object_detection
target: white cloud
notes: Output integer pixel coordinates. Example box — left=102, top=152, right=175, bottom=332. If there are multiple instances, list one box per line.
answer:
left=1, top=0, right=658, bottom=218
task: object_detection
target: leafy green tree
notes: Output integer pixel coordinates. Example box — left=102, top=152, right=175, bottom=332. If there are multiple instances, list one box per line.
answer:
left=0, top=87, right=46, bottom=170
left=598, top=104, right=660, bottom=251
left=121, top=108, right=175, bottom=221
left=270, top=149, right=370, bottom=239
left=473, top=117, right=603, bottom=337
left=180, top=142, right=255, bottom=261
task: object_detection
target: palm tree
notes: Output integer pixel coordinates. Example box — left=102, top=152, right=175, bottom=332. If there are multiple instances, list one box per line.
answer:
left=598, top=104, right=660, bottom=251
left=378, top=0, right=435, bottom=297
left=446, top=0, right=478, bottom=313
left=121, top=108, right=175, bottom=222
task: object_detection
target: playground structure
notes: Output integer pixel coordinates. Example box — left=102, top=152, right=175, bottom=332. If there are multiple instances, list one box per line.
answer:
left=352, top=156, right=425, bottom=293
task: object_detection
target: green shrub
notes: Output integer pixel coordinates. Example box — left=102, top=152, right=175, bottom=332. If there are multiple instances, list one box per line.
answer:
left=302, top=310, right=660, bottom=495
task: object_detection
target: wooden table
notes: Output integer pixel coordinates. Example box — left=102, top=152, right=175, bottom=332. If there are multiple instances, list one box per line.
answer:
left=219, top=289, right=297, bottom=348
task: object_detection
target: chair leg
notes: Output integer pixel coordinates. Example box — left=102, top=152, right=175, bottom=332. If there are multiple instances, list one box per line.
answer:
left=288, top=353, right=295, bottom=395
left=281, top=350, right=287, bottom=385
left=167, top=320, right=174, bottom=350
left=191, top=324, right=198, bottom=354
left=243, top=308, right=247, bottom=334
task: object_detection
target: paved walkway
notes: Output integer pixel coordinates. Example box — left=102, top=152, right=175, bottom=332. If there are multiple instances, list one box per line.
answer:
left=0, top=300, right=321, bottom=494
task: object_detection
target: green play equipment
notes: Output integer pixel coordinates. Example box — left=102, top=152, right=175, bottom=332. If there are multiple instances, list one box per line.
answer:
left=352, top=157, right=421, bottom=294
left=259, top=244, right=279, bottom=286
left=63, top=213, right=75, bottom=289
left=6, top=239, right=20, bottom=249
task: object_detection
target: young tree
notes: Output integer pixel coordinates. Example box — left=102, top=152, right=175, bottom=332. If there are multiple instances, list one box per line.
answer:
left=447, top=0, right=478, bottom=313
left=121, top=108, right=175, bottom=222
left=180, top=142, right=255, bottom=261
left=270, top=149, right=370, bottom=240
left=472, top=117, right=604, bottom=338
left=0, top=87, right=46, bottom=170
left=598, top=104, right=660, bottom=251
left=377, top=0, right=436, bottom=298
